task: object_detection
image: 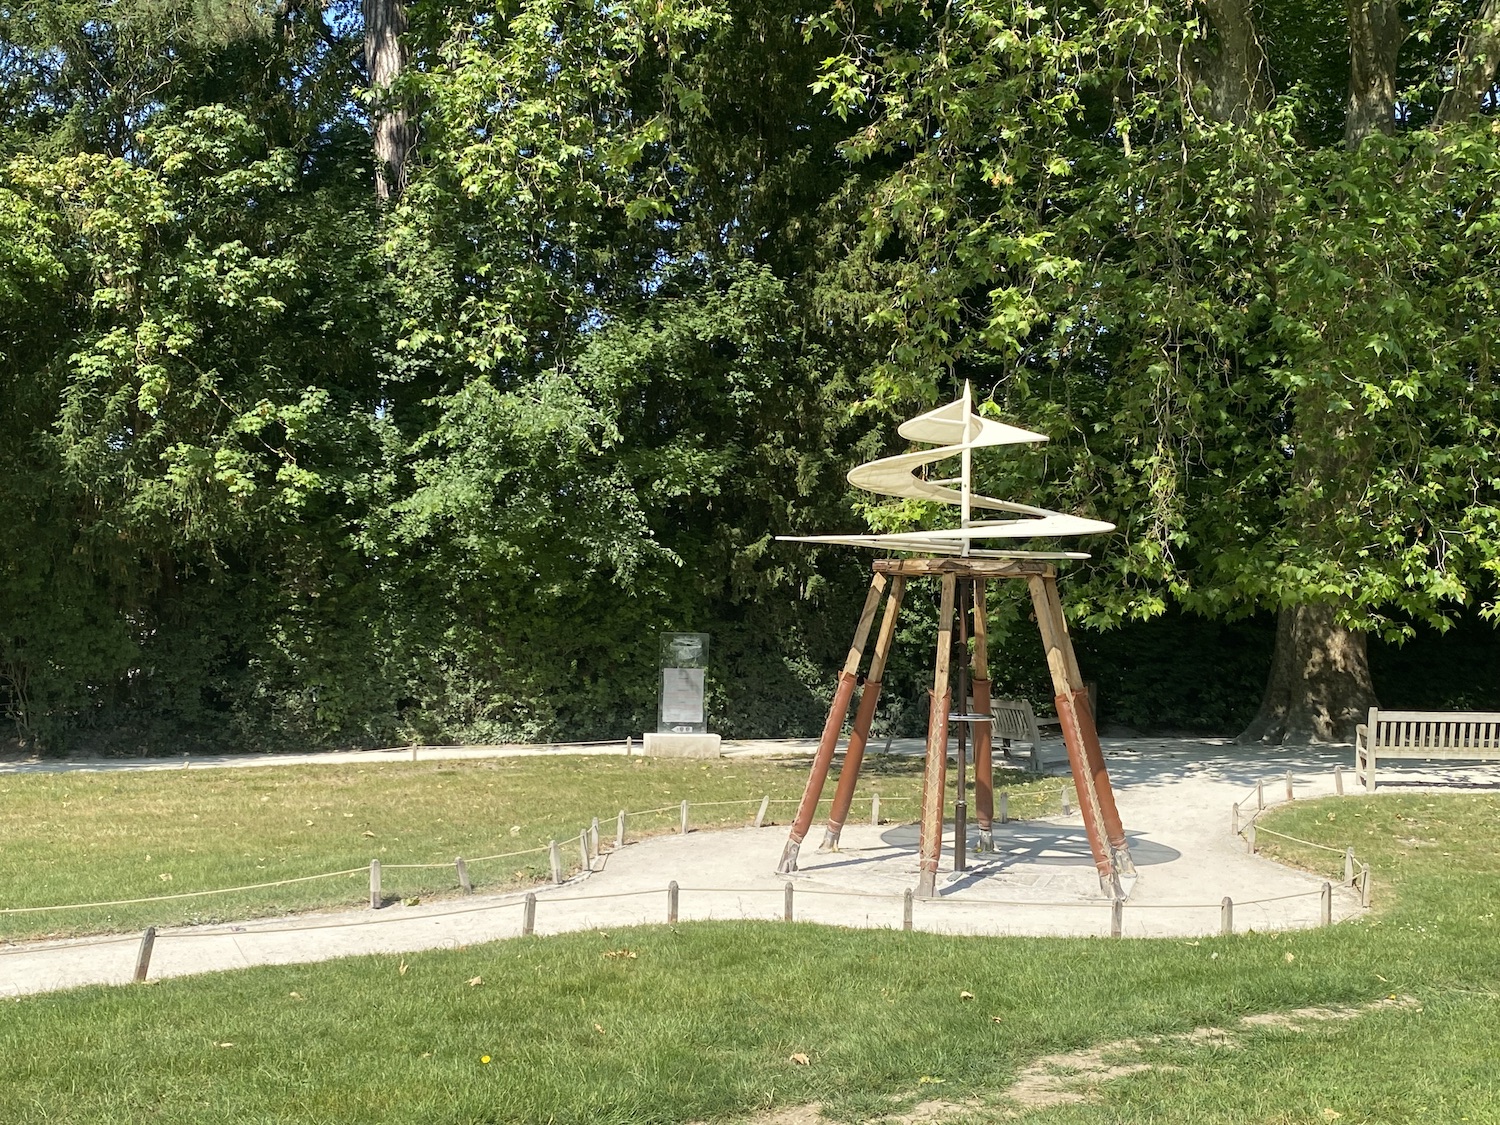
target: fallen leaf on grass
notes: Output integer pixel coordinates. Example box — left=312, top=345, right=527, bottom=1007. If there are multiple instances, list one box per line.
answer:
left=990, top=1016, right=1004, bottom=1023
left=917, top=1075, right=944, bottom=1085
left=960, top=991, right=974, bottom=1001
left=398, top=962, right=408, bottom=976
left=214, top=1042, right=234, bottom=1049
left=594, top=1023, right=605, bottom=1034
left=1284, top=952, right=1296, bottom=964
left=603, top=949, right=637, bottom=960
left=468, top=976, right=483, bottom=987
left=789, top=1053, right=810, bottom=1066
left=405, top=897, right=421, bottom=907
left=363, top=831, right=376, bottom=838
left=1323, top=1111, right=1343, bottom=1120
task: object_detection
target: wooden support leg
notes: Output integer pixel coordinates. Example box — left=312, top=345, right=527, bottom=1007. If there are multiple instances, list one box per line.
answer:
left=1031, top=577, right=1134, bottom=876
left=953, top=581, right=970, bottom=873
left=916, top=574, right=957, bottom=898
left=778, top=572, right=888, bottom=873
left=822, top=578, right=906, bottom=851
left=971, top=580, right=995, bottom=853
left=1028, top=575, right=1126, bottom=894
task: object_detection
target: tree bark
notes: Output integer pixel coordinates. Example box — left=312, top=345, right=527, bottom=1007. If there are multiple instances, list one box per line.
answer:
left=1188, top=0, right=1272, bottom=125
left=1345, top=0, right=1402, bottom=148
left=1436, top=0, right=1500, bottom=124
left=1238, top=604, right=1376, bottom=744
left=364, top=0, right=415, bottom=201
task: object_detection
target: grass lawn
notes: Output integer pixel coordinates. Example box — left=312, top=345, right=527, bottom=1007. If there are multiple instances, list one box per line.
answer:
left=3, top=785, right=1499, bottom=1123
left=0, top=754, right=1061, bottom=940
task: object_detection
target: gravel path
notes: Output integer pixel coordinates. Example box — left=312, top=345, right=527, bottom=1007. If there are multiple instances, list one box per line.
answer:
left=5, top=737, right=1497, bottom=998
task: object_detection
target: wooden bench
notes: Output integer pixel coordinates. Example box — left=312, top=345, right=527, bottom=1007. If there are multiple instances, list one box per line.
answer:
left=991, top=699, right=1069, bottom=774
left=1355, top=708, right=1500, bottom=792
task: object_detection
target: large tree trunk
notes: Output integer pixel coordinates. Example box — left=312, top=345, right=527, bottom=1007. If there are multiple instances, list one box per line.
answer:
left=1238, top=604, right=1376, bottom=744
left=364, top=0, right=415, bottom=201
left=1189, top=0, right=1271, bottom=124
left=1436, top=0, right=1500, bottom=125
left=1236, top=0, right=1403, bottom=747
left=1345, top=0, right=1401, bottom=147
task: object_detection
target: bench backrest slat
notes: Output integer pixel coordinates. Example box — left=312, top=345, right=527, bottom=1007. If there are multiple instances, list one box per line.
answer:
left=991, top=700, right=1038, bottom=742
left=1373, top=710, right=1500, bottom=750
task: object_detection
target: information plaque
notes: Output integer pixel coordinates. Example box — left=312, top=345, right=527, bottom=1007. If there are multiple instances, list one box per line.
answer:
left=658, top=633, right=710, bottom=733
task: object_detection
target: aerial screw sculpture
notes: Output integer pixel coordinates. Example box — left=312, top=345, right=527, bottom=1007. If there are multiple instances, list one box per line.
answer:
left=777, top=384, right=1134, bottom=898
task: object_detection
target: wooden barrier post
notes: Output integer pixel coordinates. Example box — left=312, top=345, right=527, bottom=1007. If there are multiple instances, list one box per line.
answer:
left=625, top=735, right=633, bottom=756
left=590, top=818, right=600, bottom=857
left=1256, top=780, right=1265, bottom=810
left=369, top=860, right=382, bottom=909
left=1221, top=897, right=1233, bottom=936
left=616, top=810, right=627, bottom=849
left=1110, top=897, right=1123, bottom=938
left=871, top=793, right=881, bottom=826
left=578, top=831, right=590, bottom=870
left=903, top=888, right=914, bottom=931
left=549, top=840, right=562, bottom=884
left=1285, top=771, right=1294, bottom=801
left=133, top=927, right=157, bottom=983
left=523, top=892, right=536, bottom=936
left=1061, top=786, right=1071, bottom=815
left=998, top=791, right=1008, bottom=825
left=1334, top=765, right=1344, bottom=796
left=1321, top=882, right=1332, bottom=926
left=1232, top=802, right=1240, bottom=835
left=1246, top=823, right=1257, bottom=853
left=783, top=881, right=794, bottom=922
left=680, top=800, right=689, bottom=836
left=755, top=796, right=770, bottom=828
left=667, top=880, right=679, bottom=923
left=455, top=857, right=472, bottom=894
left=1360, top=863, right=1372, bottom=908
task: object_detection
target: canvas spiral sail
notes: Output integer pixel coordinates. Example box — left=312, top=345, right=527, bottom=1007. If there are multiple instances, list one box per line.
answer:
left=781, top=384, right=1113, bottom=559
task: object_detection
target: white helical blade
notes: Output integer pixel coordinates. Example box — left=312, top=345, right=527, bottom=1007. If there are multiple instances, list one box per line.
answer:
left=780, top=389, right=1113, bottom=555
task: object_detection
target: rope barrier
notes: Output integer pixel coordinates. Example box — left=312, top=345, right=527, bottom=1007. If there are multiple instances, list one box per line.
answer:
left=1, top=766, right=1356, bottom=934
left=0, top=867, right=369, bottom=915
left=1234, top=888, right=1329, bottom=906
left=177, top=896, right=530, bottom=937
left=384, top=843, right=552, bottom=870
left=925, top=895, right=1107, bottom=909
left=0, top=933, right=141, bottom=958
left=535, top=888, right=661, bottom=904
left=1251, top=826, right=1348, bottom=854
left=459, top=844, right=553, bottom=863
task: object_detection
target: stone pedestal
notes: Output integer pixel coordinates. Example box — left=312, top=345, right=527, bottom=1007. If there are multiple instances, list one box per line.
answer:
left=643, top=733, right=722, bottom=759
